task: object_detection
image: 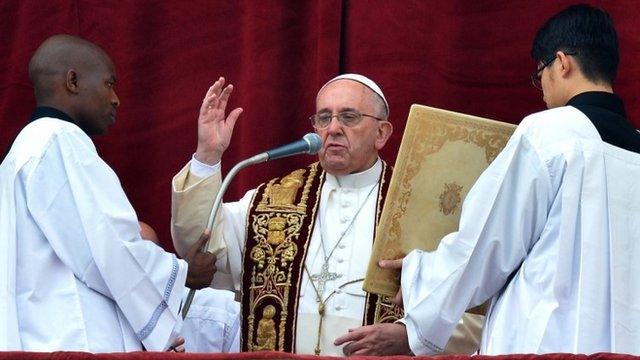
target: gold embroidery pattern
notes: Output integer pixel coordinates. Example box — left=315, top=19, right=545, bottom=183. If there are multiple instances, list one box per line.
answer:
left=439, top=182, right=463, bottom=215
left=250, top=213, right=301, bottom=273
left=374, top=296, right=404, bottom=323
left=383, top=118, right=512, bottom=262
left=246, top=165, right=318, bottom=351
left=361, top=162, right=404, bottom=326
left=374, top=161, right=389, bottom=226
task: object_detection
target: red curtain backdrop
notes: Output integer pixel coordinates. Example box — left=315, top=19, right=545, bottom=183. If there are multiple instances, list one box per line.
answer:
left=2, top=0, right=639, bottom=252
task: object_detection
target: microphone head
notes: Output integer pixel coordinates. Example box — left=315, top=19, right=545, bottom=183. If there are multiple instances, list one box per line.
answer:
left=303, top=133, right=323, bottom=155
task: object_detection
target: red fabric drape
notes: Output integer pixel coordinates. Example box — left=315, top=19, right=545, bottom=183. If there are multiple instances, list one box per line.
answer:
left=1, top=0, right=639, bottom=252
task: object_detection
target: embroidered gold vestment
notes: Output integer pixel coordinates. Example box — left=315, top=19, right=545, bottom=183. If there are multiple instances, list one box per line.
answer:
left=240, top=161, right=401, bottom=352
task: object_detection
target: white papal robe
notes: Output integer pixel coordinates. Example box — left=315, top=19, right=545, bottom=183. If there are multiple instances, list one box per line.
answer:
left=401, top=105, right=640, bottom=355
left=0, top=117, right=186, bottom=351
left=172, top=157, right=484, bottom=355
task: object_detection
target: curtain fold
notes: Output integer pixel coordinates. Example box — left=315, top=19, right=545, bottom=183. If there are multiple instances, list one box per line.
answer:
left=1, top=0, right=638, bottom=251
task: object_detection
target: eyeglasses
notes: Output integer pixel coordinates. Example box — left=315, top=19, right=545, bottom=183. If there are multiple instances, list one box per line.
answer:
left=530, top=51, right=577, bottom=90
left=530, top=56, right=556, bottom=90
left=309, top=110, right=382, bottom=129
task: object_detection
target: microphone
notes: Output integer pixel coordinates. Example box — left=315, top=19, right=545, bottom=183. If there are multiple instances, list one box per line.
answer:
left=265, top=133, right=322, bottom=160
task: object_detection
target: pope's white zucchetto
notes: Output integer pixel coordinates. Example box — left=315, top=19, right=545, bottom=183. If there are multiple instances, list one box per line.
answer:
left=319, top=73, right=389, bottom=118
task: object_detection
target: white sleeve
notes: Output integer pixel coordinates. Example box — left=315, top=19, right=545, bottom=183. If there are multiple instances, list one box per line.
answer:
left=402, top=129, right=553, bottom=354
left=171, top=156, right=256, bottom=292
left=26, top=129, right=187, bottom=351
left=189, top=154, right=220, bottom=178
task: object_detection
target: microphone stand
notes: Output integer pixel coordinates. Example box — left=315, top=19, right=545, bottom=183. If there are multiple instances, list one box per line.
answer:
left=181, top=152, right=268, bottom=319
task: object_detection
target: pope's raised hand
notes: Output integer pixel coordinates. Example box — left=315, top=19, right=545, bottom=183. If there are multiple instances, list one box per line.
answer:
left=195, top=77, right=243, bottom=165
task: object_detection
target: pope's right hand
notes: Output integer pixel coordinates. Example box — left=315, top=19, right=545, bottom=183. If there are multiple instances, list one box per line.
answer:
left=195, top=77, right=243, bottom=165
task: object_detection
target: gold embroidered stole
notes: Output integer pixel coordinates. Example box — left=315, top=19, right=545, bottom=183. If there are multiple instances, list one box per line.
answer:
left=362, top=162, right=404, bottom=325
left=241, top=161, right=402, bottom=353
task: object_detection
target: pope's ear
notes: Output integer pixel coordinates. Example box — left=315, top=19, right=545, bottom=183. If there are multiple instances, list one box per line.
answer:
left=375, top=121, right=393, bottom=150
left=65, top=69, right=80, bottom=94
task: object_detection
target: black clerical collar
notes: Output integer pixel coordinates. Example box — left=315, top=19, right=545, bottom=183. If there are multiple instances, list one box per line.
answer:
left=566, top=91, right=626, bottom=118
left=29, top=106, right=77, bottom=125
left=566, top=91, right=640, bottom=153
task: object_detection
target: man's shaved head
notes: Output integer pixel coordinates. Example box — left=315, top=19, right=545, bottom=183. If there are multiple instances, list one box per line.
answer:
left=28, top=34, right=120, bottom=135
left=28, top=34, right=113, bottom=103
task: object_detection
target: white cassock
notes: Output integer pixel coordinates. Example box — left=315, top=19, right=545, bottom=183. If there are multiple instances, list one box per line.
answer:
left=181, top=288, right=240, bottom=353
left=172, top=158, right=483, bottom=355
left=0, top=117, right=186, bottom=351
left=401, top=106, right=640, bottom=355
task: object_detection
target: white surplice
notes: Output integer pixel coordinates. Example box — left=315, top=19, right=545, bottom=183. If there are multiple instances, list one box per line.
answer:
left=0, top=117, right=187, bottom=351
left=401, top=105, right=640, bottom=355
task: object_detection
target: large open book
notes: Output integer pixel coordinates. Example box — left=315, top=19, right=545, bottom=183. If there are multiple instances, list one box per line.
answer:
left=364, top=104, right=516, bottom=297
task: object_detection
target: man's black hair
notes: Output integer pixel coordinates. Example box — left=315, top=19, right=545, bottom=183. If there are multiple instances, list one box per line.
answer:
left=531, top=4, right=619, bottom=85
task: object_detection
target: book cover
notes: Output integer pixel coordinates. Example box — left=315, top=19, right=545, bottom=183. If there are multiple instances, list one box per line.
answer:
left=364, top=104, right=516, bottom=297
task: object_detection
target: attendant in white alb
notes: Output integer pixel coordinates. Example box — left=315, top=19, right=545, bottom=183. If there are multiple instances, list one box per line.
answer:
left=0, top=35, right=215, bottom=352
left=346, top=4, right=640, bottom=356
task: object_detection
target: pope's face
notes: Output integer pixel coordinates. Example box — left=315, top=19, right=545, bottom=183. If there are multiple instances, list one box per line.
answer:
left=315, top=80, right=386, bottom=176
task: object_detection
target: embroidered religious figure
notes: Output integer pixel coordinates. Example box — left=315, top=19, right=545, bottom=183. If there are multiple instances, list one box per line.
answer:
left=268, top=169, right=305, bottom=207
left=254, top=305, right=277, bottom=351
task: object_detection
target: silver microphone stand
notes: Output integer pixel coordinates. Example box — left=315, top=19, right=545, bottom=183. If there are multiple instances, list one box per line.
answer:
left=181, top=152, right=268, bottom=319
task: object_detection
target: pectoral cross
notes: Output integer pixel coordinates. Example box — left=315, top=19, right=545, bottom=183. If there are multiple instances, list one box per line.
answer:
left=310, top=262, right=342, bottom=302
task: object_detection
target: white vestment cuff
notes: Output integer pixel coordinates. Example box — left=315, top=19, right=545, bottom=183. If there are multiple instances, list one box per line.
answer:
left=190, top=154, right=220, bottom=178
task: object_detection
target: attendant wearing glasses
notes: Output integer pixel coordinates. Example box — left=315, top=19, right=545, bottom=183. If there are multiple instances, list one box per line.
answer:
left=342, top=4, right=640, bottom=356
left=170, top=74, right=484, bottom=355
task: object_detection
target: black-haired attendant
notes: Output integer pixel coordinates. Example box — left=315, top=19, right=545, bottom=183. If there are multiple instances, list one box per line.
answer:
left=342, top=4, right=640, bottom=355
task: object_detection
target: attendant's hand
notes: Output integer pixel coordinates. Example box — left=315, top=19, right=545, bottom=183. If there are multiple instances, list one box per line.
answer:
left=184, top=230, right=217, bottom=289
left=195, top=77, right=244, bottom=165
left=379, top=258, right=404, bottom=306
left=334, top=323, right=413, bottom=356
left=166, top=336, right=185, bottom=352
